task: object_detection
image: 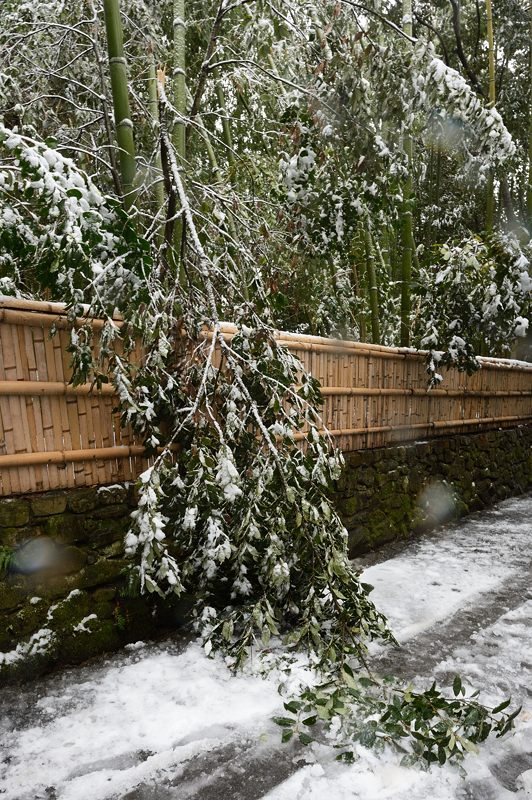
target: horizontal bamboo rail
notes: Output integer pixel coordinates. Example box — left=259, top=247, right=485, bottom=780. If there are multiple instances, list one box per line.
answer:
left=0, top=445, right=147, bottom=469
left=319, top=387, right=532, bottom=398
left=0, top=296, right=531, bottom=495
left=0, top=381, right=116, bottom=396
left=293, top=415, right=532, bottom=442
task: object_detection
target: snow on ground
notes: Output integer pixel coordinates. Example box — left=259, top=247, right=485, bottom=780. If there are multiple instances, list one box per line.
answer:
left=364, top=494, right=531, bottom=643
left=0, top=494, right=530, bottom=800
left=263, top=599, right=532, bottom=800
left=0, top=641, right=285, bottom=800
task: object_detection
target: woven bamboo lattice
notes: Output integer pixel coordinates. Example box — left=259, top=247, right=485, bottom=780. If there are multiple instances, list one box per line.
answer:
left=1, top=297, right=531, bottom=496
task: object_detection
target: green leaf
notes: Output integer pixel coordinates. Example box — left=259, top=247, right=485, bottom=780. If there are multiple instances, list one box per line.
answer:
left=491, top=698, right=511, bottom=715
left=298, top=732, right=313, bottom=745
left=284, top=701, right=302, bottom=714
left=341, top=667, right=358, bottom=691
left=272, top=716, right=295, bottom=727
left=453, top=675, right=462, bottom=697
left=282, top=729, right=294, bottom=743
left=336, top=751, right=355, bottom=764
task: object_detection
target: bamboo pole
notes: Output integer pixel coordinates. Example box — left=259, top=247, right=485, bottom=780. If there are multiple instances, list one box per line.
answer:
left=2, top=298, right=531, bottom=370
left=400, top=0, right=414, bottom=347
left=0, top=296, right=124, bottom=318
left=148, top=44, right=166, bottom=242
left=0, top=381, right=116, bottom=396
left=485, top=0, right=496, bottom=232
left=0, top=309, right=124, bottom=331
left=103, top=0, right=137, bottom=208
left=317, top=387, right=532, bottom=398
left=527, top=1, right=532, bottom=225
left=293, top=415, right=532, bottom=443
left=0, top=445, right=147, bottom=469
left=363, top=224, right=381, bottom=344
left=173, top=0, right=187, bottom=273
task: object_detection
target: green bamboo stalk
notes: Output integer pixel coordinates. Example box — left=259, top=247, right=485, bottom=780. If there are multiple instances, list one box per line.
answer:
left=352, top=262, right=367, bottom=342
left=215, top=79, right=237, bottom=172
left=527, top=2, right=532, bottom=226
left=173, top=0, right=187, bottom=160
left=400, top=0, right=414, bottom=347
left=485, top=0, right=496, bottom=232
left=364, top=225, right=381, bottom=344
left=147, top=47, right=166, bottom=243
left=411, top=231, right=420, bottom=274
left=102, top=0, right=136, bottom=208
left=380, top=226, right=392, bottom=278
left=173, top=0, right=187, bottom=274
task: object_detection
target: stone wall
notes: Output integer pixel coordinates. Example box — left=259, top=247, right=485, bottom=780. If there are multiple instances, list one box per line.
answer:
left=0, top=484, right=181, bottom=684
left=1, top=425, right=531, bottom=683
left=334, top=426, right=532, bottom=554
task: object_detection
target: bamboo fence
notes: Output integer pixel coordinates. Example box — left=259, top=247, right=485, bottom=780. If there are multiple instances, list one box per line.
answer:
left=1, top=297, right=531, bottom=496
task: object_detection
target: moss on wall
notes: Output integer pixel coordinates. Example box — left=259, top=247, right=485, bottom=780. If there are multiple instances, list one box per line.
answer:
left=0, top=483, right=185, bottom=684
left=333, top=426, right=532, bottom=554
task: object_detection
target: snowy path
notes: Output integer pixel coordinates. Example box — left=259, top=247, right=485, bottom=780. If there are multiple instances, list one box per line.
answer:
left=0, top=495, right=531, bottom=800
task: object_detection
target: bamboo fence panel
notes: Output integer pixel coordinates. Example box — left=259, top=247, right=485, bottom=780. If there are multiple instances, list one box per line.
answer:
left=0, top=298, right=148, bottom=495
left=1, top=297, right=531, bottom=496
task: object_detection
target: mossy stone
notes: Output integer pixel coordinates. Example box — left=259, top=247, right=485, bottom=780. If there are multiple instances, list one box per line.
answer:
left=67, top=488, right=99, bottom=514
left=101, top=540, right=124, bottom=559
left=0, top=525, right=43, bottom=548
left=93, top=504, right=130, bottom=520
left=88, top=519, right=129, bottom=548
left=0, top=499, right=30, bottom=528
left=14, top=602, right=49, bottom=638
left=43, top=513, right=86, bottom=544
left=31, top=493, right=67, bottom=517
left=49, top=589, right=90, bottom=627
left=93, top=586, right=117, bottom=603
left=339, top=495, right=358, bottom=517
left=92, top=600, right=115, bottom=620
left=0, top=580, right=28, bottom=611
left=58, top=546, right=87, bottom=575
left=77, top=558, right=128, bottom=590
left=97, top=485, right=128, bottom=506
